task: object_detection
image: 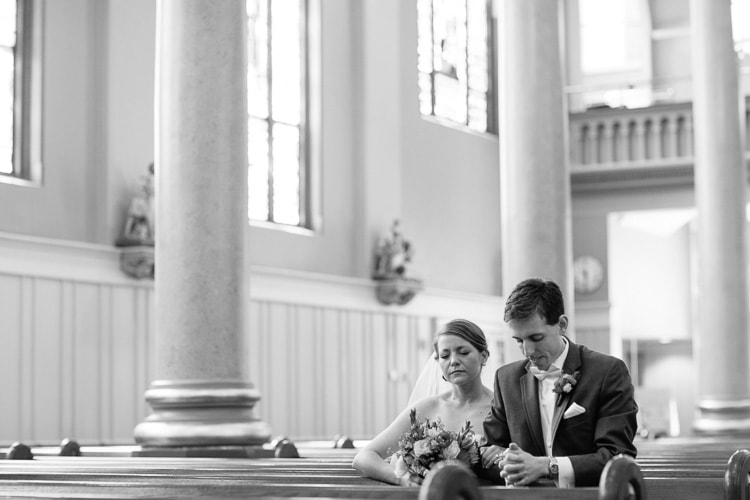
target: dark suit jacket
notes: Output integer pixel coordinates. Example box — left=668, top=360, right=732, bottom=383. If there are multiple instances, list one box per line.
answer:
left=483, top=340, right=638, bottom=486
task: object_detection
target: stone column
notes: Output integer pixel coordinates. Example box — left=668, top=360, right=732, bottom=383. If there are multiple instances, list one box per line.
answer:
left=354, top=0, right=404, bottom=277
left=690, top=0, right=750, bottom=434
left=498, top=0, right=573, bottom=307
left=133, top=0, right=273, bottom=454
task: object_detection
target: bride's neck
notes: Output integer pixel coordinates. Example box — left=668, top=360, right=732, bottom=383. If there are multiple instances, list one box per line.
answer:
left=449, top=382, right=487, bottom=406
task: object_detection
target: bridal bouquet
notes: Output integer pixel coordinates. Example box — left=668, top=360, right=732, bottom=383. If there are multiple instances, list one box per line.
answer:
left=392, top=408, right=480, bottom=480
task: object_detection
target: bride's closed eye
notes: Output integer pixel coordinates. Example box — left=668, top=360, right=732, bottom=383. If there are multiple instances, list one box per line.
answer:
left=439, top=349, right=471, bottom=359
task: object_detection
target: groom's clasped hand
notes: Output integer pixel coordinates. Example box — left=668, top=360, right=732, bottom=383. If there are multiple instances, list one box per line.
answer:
left=485, top=442, right=549, bottom=487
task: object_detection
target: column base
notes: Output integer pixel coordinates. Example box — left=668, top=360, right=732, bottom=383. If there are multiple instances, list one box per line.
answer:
left=133, top=379, right=273, bottom=447
left=693, top=399, right=750, bottom=435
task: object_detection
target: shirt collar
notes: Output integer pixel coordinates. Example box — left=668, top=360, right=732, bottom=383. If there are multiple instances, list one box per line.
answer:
left=548, top=336, right=570, bottom=372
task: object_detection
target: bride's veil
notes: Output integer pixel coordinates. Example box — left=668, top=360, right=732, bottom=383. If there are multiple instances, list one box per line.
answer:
left=406, top=355, right=450, bottom=408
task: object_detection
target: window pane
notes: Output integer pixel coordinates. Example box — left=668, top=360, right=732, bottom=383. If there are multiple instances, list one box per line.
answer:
left=272, top=123, right=300, bottom=225
left=417, top=0, right=492, bottom=133
left=271, top=0, right=301, bottom=125
left=733, top=0, right=750, bottom=56
left=0, top=0, right=13, bottom=175
left=579, top=0, right=629, bottom=73
left=0, top=0, right=15, bottom=48
left=417, top=0, right=434, bottom=115
left=434, top=74, right=467, bottom=123
left=247, top=0, right=308, bottom=227
left=247, top=0, right=269, bottom=119
left=248, top=117, right=269, bottom=221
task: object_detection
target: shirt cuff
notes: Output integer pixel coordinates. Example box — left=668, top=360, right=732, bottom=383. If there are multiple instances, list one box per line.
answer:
left=555, top=457, right=575, bottom=488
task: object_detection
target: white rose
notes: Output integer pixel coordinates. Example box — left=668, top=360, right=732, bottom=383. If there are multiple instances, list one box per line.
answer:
left=442, top=440, right=460, bottom=459
left=393, top=455, right=408, bottom=478
left=413, top=438, right=433, bottom=457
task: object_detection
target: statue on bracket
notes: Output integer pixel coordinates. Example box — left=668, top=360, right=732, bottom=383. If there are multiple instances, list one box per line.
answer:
left=116, top=163, right=155, bottom=279
left=117, top=162, right=155, bottom=247
left=372, top=220, right=423, bottom=305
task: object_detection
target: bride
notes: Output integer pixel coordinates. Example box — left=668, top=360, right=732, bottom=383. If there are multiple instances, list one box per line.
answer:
left=351, top=319, right=494, bottom=486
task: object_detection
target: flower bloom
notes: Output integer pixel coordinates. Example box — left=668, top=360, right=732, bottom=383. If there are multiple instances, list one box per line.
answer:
left=442, top=440, right=460, bottom=459
left=393, top=455, right=408, bottom=478
left=413, top=438, right=433, bottom=457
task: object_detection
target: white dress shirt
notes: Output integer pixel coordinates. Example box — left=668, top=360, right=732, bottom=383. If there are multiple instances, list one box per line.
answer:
left=533, top=338, right=575, bottom=488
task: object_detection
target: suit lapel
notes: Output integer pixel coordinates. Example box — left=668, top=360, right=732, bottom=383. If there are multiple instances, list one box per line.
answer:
left=550, top=341, right=583, bottom=442
left=520, top=368, right=545, bottom=453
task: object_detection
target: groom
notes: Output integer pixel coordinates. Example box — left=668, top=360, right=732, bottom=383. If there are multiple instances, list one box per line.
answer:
left=481, top=278, right=638, bottom=487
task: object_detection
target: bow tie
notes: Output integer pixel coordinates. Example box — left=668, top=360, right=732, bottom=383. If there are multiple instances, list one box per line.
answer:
left=529, top=365, right=562, bottom=381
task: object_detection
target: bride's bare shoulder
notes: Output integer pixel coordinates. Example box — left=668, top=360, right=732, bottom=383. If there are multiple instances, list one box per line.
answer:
left=410, top=392, right=449, bottom=415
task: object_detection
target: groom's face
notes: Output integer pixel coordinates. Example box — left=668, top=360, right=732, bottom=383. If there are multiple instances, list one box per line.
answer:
left=509, top=312, right=566, bottom=371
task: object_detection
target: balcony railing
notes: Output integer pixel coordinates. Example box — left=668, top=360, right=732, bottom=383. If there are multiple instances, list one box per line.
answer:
left=568, top=98, right=750, bottom=191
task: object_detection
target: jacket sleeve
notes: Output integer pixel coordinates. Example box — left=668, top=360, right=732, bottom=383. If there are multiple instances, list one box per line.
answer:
left=483, top=369, right=512, bottom=447
left=568, top=358, right=638, bottom=486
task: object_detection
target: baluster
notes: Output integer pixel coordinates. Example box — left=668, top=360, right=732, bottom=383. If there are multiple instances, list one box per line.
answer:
left=644, top=119, right=655, bottom=160
left=585, top=124, right=596, bottom=165
left=684, top=116, right=694, bottom=157
left=660, top=116, right=674, bottom=159
left=578, top=124, right=591, bottom=165
left=612, top=121, right=623, bottom=164
left=627, top=121, right=638, bottom=162
left=675, top=115, right=686, bottom=158
left=596, top=123, right=608, bottom=164
left=570, top=124, right=583, bottom=166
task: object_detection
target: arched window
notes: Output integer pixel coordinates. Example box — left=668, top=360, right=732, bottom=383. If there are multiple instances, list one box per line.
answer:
left=417, top=0, right=496, bottom=134
left=247, top=0, right=315, bottom=228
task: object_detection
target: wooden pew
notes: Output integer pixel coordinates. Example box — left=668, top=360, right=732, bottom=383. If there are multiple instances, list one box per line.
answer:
left=0, top=438, right=746, bottom=500
left=0, top=443, right=640, bottom=500
left=634, top=437, right=750, bottom=500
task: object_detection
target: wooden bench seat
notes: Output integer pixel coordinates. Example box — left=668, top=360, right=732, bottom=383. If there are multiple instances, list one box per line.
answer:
left=0, top=439, right=745, bottom=500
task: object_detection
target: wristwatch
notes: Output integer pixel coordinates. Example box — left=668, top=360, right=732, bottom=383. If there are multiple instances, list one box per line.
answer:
left=548, top=457, right=559, bottom=480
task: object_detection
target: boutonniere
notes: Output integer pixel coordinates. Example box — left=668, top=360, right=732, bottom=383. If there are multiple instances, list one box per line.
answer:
left=552, top=370, right=580, bottom=406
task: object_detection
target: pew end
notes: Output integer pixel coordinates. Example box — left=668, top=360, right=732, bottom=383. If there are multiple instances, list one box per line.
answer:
left=419, top=460, right=481, bottom=500
left=599, top=454, right=646, bottom=500
left=724, top=448, right=750, bottom=500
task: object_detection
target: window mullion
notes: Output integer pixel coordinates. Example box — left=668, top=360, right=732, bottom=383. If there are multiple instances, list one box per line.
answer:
left=266, top=0, right=274, bottom=223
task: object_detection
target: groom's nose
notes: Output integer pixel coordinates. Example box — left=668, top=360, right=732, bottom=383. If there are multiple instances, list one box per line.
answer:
left=521, top=340, right=535, bottom=356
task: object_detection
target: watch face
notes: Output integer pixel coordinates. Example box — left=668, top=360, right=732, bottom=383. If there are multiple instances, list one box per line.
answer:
left=573, top=255, right=604, bottom=294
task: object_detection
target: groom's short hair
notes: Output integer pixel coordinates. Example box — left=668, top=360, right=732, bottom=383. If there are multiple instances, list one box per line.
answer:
left=504, top=278, right=565, bottom=325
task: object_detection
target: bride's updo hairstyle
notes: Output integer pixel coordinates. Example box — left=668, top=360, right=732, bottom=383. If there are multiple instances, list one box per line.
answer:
left=432, top=319, right=489, bottom=357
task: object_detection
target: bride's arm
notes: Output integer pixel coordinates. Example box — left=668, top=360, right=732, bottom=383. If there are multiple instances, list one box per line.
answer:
left=352, top=407, right=420, bottom=486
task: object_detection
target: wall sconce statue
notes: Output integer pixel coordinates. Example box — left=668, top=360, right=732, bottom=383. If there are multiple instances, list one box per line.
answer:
left=115, top=163, right=155, bottom=279
left=372, top=220, right=423, bottom=305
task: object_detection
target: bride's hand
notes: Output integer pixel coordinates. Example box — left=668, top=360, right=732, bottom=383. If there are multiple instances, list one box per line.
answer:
left=481, top=444, right=507, bottom=469
left=398, top=472, right=423, bottom=487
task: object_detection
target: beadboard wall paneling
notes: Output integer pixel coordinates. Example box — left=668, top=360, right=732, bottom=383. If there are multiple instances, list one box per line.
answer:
left=0, top=232, right=506, bottom=445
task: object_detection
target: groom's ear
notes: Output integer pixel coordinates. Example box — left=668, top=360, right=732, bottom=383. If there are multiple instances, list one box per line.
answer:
left=558, top=315, right=569, bottom=334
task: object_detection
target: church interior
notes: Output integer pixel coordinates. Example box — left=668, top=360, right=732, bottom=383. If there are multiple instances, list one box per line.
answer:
left=1, top=0, right=750, bottom=498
